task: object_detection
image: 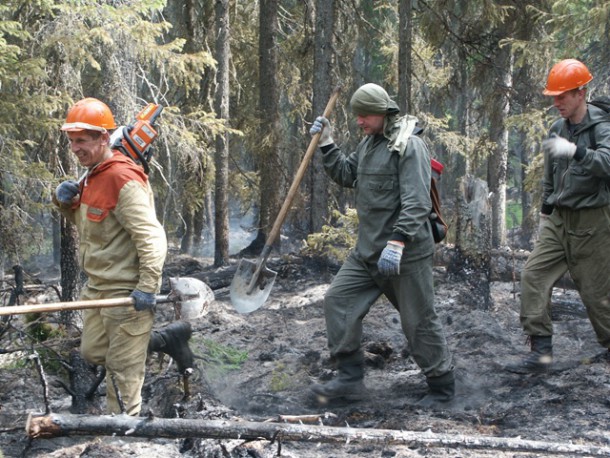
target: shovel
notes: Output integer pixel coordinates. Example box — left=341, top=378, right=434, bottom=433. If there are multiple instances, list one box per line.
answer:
left=0, top=276, right=212, bottom=320
left=230, top=86, right=341, bottom=314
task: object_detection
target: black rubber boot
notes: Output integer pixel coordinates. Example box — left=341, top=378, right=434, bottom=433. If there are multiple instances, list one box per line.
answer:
left=416, top=370, right=455, bottom=408
left=505, top=336, right=553, bottom=374
left=310, top=362, right=366, bottom=402
left=148, top=321, right=194, bottom=373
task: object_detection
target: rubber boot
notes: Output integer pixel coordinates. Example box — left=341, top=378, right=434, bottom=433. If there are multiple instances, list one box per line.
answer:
left=148, top=321, right=194, bottom=373
left=505, top=336, right=552, bottom=374
left=416, top=370, right=455, bottom=408
left=310, top=362, right=366, bottom=402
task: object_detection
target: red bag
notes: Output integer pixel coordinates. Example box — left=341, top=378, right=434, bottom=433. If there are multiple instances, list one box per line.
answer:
left=430, top=159, right=448, bottom=243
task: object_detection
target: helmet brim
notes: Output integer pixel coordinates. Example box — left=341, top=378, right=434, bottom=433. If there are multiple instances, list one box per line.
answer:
left=542, top=88, right=567, bottom=96
left=61, top=122, right=108, bottom=133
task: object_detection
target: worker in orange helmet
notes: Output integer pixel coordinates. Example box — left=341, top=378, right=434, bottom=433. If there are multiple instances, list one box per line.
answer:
left=507, top=59, right=610, bottom=373
left=54, top=97, right=192, bottom=415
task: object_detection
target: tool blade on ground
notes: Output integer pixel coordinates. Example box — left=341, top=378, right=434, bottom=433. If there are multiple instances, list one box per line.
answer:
left=230, top=259, right=277, bottom=314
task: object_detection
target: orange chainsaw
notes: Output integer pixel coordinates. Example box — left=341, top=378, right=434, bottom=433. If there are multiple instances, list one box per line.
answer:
left=110, top=103, right=163, bottom=174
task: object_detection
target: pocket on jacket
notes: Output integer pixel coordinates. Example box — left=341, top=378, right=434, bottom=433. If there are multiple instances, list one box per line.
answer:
left=360, top=176, right=396, bottom=210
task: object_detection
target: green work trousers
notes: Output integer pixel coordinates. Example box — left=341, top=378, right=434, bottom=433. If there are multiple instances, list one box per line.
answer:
left=80, top=287, right=154, bottom=416
left=323, top=252, right=453, bottom=377
left=521, top=206, right=610, bottom=347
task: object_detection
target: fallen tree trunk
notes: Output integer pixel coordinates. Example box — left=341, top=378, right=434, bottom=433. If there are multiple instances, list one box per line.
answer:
left=26, top=413, right=610, bottom=456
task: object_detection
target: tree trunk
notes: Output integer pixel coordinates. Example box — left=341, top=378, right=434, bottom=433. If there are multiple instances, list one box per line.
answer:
left=448, top=176, right=492, bottom=308
left=307, top=0, right=334, bottom=234
left=398, top=0, right=413, bottom=114
left=519, top=132, right=535, bottom=248
left=57, top=137, right=81, bottom=317
left=487, top=47, right=512, bottom=248
left=213, top=0, right=231, bottom=266
left=25, top=413, right=610, bottom=456
left=255, top=0, right=282, bottom=250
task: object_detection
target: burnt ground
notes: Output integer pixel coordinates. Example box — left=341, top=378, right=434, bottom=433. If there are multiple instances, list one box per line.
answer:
left=1, top=251, right=610, bottom=457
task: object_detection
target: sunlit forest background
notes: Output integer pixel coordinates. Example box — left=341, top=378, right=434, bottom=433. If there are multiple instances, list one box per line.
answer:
left=1, top=0, right=609, bottom=285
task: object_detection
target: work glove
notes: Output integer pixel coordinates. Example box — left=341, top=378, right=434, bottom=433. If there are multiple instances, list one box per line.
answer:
left=55, top=180, right=80, bottom=204
left=309, top=116, right=334, bottom=147
left=542, top=133, right=577, bottom=159
left=377, top=241, right=404, bottom=276
left=131, top=289, right=156, bottom=311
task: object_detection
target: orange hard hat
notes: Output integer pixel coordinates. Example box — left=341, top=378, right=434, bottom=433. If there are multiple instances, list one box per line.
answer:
left=61, top=97, right=117, bottom=132
left=543, top=59, right=593, bottom=96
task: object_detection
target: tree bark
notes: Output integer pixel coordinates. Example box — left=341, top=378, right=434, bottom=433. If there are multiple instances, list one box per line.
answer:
left=398, top=0, right=413, bottom=114
left=57, top=136, right=81, bottom=329
left=26, top=413, right=610, bottom=456
left=213, top=0, right=231, bottom=266
left=308, top=0, right=334, bottom=234
left=487, top=47, right=512, bottom=248
left=255, top=0, right=282, bottom=250
left=448, top=176, right=492, bottom=308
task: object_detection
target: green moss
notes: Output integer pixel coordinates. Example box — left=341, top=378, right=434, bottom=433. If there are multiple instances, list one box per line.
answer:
left=269, top=363, right=293, bottom=392
left=201, top=339, right=248, bottom=381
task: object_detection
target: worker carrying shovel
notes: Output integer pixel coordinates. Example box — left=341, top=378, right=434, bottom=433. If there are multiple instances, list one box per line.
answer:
left=54, top=97, right=193, bottom=416
left=308, top=84, right=455, bottom=407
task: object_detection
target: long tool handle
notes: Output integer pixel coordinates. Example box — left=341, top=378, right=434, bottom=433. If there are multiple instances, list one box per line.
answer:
left=244, top=87, right=341, bottom=295
left=0, top=294, right=172, bottom=316
left=262, top=86, right=342, bottom=259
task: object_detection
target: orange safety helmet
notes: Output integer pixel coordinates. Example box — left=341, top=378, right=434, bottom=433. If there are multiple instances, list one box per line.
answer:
left=61, top=97, right=117, bottom=132
left=543, top=59, right=593, bottom=96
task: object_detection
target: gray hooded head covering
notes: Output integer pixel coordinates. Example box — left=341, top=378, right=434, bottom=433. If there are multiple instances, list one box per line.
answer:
left=350, top=83, right=400, bottom=116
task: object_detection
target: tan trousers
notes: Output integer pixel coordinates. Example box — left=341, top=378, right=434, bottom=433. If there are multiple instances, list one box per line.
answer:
left=80, top=288, right=153, bottom=416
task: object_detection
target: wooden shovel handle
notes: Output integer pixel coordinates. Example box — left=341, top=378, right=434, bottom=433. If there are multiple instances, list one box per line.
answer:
left=263, top=86, right=342, bottom=254
left=0, top=294, right=173, bottom=316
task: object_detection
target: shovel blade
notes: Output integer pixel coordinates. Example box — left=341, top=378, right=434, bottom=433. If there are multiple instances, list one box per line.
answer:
left=230, top=259, right=277, bottom=314
left=169, top=277, right=214, bottom=321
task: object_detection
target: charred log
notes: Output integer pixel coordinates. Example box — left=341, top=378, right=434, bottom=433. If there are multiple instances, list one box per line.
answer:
left=25, top=413, right=610, bottom=456
left=56, top=349, right=104, bottom=415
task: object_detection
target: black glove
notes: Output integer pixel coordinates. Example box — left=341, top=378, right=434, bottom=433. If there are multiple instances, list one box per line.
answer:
left=55, top=180, right=80, bottom=204
left=131, top=289, right=156, bottom=311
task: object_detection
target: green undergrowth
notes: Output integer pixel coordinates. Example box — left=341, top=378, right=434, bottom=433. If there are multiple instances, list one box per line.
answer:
left=200, top=338, right=248, bottom=381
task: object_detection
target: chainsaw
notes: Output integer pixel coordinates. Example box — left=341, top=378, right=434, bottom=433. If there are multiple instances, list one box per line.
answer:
left=110, top=103, right=163, bottom=174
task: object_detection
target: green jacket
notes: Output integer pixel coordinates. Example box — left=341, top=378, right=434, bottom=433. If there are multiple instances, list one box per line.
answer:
left=55, top=151, right=167, bottom=294
left=321, top=132, right=434, bottom=263
left=542, top=104, right=610, bottom=214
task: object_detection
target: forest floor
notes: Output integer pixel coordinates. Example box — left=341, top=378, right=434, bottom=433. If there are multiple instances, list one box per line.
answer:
left=1, top=250, right=610, bottom=457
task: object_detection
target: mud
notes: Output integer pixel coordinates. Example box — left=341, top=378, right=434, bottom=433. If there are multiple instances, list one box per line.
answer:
left=1, top=254, right=609, bottom=457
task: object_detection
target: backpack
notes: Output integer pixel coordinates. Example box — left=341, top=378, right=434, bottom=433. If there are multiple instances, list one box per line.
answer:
left=429, top=159, right=448, bottom=243
left=403, top=125, right=448, bottom=243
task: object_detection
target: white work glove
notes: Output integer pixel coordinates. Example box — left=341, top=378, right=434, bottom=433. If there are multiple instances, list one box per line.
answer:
left=377, top=241, right=404, bottom=276
left=309, top=116, right=334, bottom=147
left=542, top=134, right=577, bottom=159
left=55, top=180, right=80, bottom=204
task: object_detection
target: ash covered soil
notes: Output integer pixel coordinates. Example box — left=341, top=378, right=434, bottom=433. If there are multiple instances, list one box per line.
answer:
left=1, top=252, right=610, bottom=457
